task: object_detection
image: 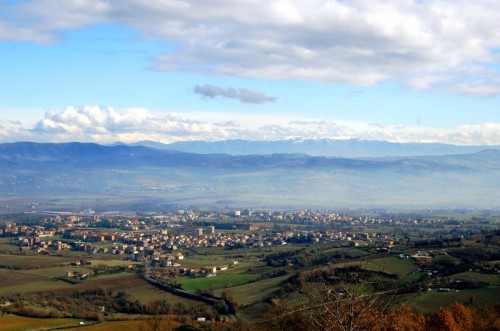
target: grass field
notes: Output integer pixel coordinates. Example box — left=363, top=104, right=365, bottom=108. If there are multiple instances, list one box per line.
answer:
left=333, top=256, right=418, bottom=277
left=451, top=271, right=500, bottom=286
left=0, top=262, right=214, bottom=309
left=189, top=244, right=301, bottom=257
left=126, top=283, right=212, bottom=308
left=74, top=320, right=144, bottom=331
left=405, top=287, right=500, bottom=312
left=88, top=259, right=141, bottom=267
left=213, top=274, right=289, bottom=306
left=0, top=314, right=83, bottom=331
left=176, top=273, right=260, bottom=293
left=0, top=276, right=72, bottom=295
left=181, top=255, right=255, bottom=270
left=0, top=254, right=75, bottom=269
left=20, top=266, right=94, bottom=278
left=0, top=269, right=47, bottom=287
left=0, top=238, right=19, bottom=254
left=0, top=270, right=143, bottom=296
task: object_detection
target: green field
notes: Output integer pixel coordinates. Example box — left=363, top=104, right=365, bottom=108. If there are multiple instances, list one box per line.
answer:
left=176, top=273, right=260, bottom=293
left=0, top=270, right=74, bottom=295
left=180, top=255, right=255, bottom=270
left=405, top=287, right=500, bottom=312
left=0, top=254, right=75, bottom=269
left=452, top=271, right=500, bottom=286
left=0, top=314, right=84, bottom=331
left=126, top=283, right=212, bottom=308
left=189, top=244, right=301, bottom=257
left=89, top=259, right=140, bottom=267
left=213, top=274, right=289, bottom=306
left=333, top=256, right=418, bottom=277
left=0, top=269, right=141, bottom=296
left=0, top=238, right=19, bottom=254
left=20, top=265, right=94, bottom=278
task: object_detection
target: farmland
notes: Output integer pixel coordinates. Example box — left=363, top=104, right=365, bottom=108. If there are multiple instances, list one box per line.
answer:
left=175, top=272, right=260, bottom=293
left=0, top=208, right=498, bottom=329
left=0, top=315, right=84, bottom=331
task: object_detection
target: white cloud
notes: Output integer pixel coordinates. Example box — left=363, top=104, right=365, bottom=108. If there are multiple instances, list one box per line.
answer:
left=1, top=105, right=498, bottom=146
left=1, top=1, right=500, bottom=94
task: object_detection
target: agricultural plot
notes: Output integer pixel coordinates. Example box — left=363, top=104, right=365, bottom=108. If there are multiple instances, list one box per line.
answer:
left=0, top=277, right=73, bottom=295
left=126, top=283, right=212, bottom=308
left=451, top=271, right=500, bottom=286
left=0, top=269, right=47, bottom=287
left=333, top=256, right=418, bottom=277
left=0, top=314, right=83, bottom=331
left=213, top=274, right=290, bottom=306
left=70, top=320, right=144, bottom=331
left=0, top=238, right=18, bottom=254
left=0, top=254, right=74, bottom=269
left=181, top=255, right=255, bottom=270
left=88, top=259, right=141, bottom=267
left=406, top=287, right=500, bottom=312
left=175, top=272, right=259, bottom=293
left=19, top=266, right=94, bottom=278
left=0, top=269, right=142, bottom=297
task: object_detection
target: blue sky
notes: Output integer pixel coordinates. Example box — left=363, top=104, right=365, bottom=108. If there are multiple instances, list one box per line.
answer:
left=1, top=0, right=500, bottom=145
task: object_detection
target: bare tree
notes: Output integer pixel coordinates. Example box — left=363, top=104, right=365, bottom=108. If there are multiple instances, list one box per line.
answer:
left=139, top=305, right=175, bottom=331
left=301, top=272, right=394, bottom=331
left=258, top=264, right=396, bottom=331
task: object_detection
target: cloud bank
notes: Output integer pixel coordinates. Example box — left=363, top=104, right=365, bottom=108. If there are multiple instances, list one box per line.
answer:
left=1, top=1, right=500, bottom=95
left=2, top=105, right=499, bottom=146
left=194, top=84, right=276, bottom=104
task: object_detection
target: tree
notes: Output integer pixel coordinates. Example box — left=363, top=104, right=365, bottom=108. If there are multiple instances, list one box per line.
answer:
left=301, top=279, right=393, bottom=331
left=139, top=304, right=175, bottom=331
left=375, top=305, right=426, bottom=331
left=429, top=303, right=473, bottom=331
left=261, top=266, right=395, bottom=331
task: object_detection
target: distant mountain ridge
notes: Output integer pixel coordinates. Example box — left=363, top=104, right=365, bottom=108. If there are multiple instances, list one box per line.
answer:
left=1, top=142, right=499, bottom=210
left=3, top=141, right=497, bottom=170
left=125, top=138, right=499, bottom=158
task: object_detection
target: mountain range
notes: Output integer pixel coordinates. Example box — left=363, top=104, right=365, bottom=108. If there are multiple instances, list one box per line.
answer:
left=1, top=142, right=499, bottom=212
left=126, top=138, right=500, bottom=158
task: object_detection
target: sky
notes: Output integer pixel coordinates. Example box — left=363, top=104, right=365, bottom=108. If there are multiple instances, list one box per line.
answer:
left=1, top=0, right=500, bottom=145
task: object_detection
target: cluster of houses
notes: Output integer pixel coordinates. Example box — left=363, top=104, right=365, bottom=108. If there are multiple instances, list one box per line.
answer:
left=149, top=260, right=239, bottom=279
left=3, top=208, right=468, bottom=262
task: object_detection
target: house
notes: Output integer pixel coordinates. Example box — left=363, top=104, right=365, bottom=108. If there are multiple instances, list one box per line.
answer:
left=204, top=266, right=217, bottom=274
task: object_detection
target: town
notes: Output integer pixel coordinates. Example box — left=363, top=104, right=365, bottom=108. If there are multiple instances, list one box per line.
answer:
left=1, top=208, right=498, bottom=330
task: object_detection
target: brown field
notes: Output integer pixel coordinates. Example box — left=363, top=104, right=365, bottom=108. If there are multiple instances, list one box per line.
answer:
left=0, top=269, right=142, bottom=296
left=0, top=261, right=213, bottom=310
left=79, top=318, right=185, bottom=331
left=0, top=254, right=75, bottom=269
left=0, top=275, right=74, bottom=296
left=0, top=269, right=47, bottom=287
left=50, top=273, right=145, bottom=296
left=0, top=238, right=19, bottom=254
left=126, top=283, right=211, bottom=308
left=77, top=320, right=142, bottom=331
left=0, top=314, right=82, bottom=331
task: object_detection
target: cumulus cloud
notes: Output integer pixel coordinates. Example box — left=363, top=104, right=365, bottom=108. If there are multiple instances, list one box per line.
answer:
left=1, top=1, right=500, bottom=95
left=29, top=105, right=224, bottom=143
left=0, top=105, right=498, bottom=146
left=194, top=84, right=276, bottom=104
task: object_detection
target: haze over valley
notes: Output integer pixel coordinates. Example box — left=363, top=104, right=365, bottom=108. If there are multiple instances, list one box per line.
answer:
left=1, top=141, right=499, bottom=212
